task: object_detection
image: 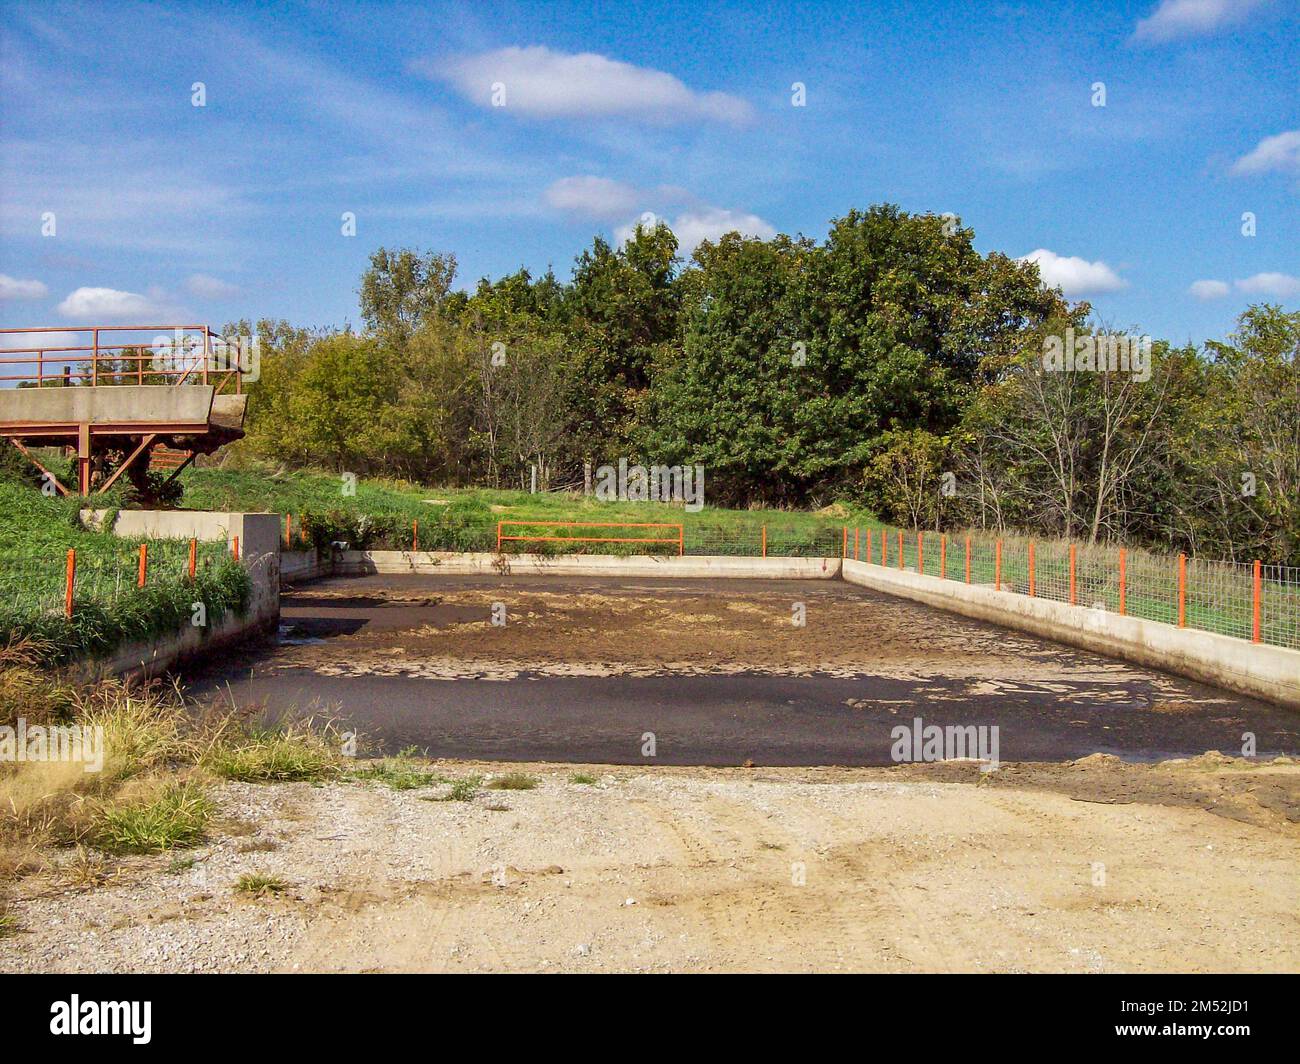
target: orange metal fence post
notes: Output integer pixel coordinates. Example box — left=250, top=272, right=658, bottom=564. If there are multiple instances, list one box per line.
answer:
left=1069, top=544, right=1077, bottom=605
left=881, top=529, right=887, bottom=566
left=1253, top=559, right=1262, bottom=643
left=897, top=530, right=903, bottom=571
left=137, top=543, right=147, bottom=588
left=284, top=513, right=291, bottom=548
left=842, top=526, right=848, bottom=559
left=188, top=538, right=197, bottom=579
left=232, top=535, right=240, bottom=562
left=854, top=527, right=860, bottom=560
left=761, top=525, right=767, bottom=558
left=65, top=548, right=75, bottom=619
left=497, top=521, right=502, bottom=553
left=412, top=520, right=419, bottom=552
left=917, top=531, right=924, bottom=575
left=1177, top=552, right=1186, bottom=628
left=1028, top=541, right=1035, bottom=597
left=965, top=536, right=971, bottom=583
left=995, top=540, right=1002, bottom=591
left=1118, top=548, right=1126, bottom=615
left=940, top=535, right=946, bottom=580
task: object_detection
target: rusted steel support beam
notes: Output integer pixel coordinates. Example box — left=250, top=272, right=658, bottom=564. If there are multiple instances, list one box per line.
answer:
left=95, top=433, right=157, bottom=495
left=77, top=423, right=91, bottom=495
left=7, top=438, right=70, bottom=496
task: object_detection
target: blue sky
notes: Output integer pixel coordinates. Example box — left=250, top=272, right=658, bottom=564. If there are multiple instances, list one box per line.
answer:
left=1, top=0, right=1296, bottom=347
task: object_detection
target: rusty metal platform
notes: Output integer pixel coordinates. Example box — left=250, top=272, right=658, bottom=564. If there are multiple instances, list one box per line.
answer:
left=0, top=325, right=251, bottom=495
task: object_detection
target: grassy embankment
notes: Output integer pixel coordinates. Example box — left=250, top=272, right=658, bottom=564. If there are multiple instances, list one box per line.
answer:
left=179, top=463, right=878, bottom=556
left=0, top=480, right=249, bottom=665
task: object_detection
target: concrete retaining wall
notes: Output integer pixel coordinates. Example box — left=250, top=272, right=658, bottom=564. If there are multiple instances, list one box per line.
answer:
left=281, top=549, right=329, bottom=583
left=73, top=511, right=281, bottom=683
left=842, top=558, right=1300, bottom=710
left=82, top=509, right=280, bottom=564
left=335, top=550, right=842, bottom=580
left=78, top=554, right=279, bottom=683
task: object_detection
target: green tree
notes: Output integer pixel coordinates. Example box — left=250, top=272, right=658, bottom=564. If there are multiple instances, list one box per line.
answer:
left=359, top=248, right=459, bottom=341
left=649, top=206, right=1067, bottom=506
left=563, top=223, right=682, bottom=461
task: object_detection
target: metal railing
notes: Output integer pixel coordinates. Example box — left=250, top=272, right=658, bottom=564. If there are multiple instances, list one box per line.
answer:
left=497, top=520, right=684, bottom=555
left=0, top=325, right=246, bottom=393
left=846, top=525, right=1300, bottom=651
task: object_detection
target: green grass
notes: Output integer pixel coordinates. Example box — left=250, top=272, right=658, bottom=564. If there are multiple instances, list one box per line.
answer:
left=568, top=772, right=598, bottom=785
left=351, top=757, right=444, bottom=791
left=486, top=772, right=537, bottom=791
left=234, top=873, right=288, bottom=897
left=203, top=724, right=340, bottom=783
left=871, top=525, right=1300, bottom=650
left=0, top=480, right=250, bottom=664
left=177, top=463, right=869, bottom=557
left=87, top=782, right=214, bottom=855
left=421, top=774, right=482, bottom=802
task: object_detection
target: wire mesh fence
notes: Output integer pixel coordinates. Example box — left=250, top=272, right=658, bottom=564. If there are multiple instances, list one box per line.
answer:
left=486, top=520, right=845, bottom=558
left=0, top=539, right=233, bottom=620
left=847, top=525, right=1300, bottom=651
left=277, top=514, right=849, bottom=558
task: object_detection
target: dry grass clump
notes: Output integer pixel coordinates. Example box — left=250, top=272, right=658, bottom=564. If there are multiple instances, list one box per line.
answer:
left=234, top=872, right=288, bottom=897
left=199, top=716, right=342, bottom=783
left=0, top=639, right=75, bottom=729
left=0, top=646, right=342, bottom=908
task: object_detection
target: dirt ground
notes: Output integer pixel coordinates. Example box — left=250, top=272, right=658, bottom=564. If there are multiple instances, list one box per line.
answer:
left=3, top=754, right=1298, bottom=973
left=265, top=574, right=1172, bottom=682
left=189, top=576, right=1300, bottom=764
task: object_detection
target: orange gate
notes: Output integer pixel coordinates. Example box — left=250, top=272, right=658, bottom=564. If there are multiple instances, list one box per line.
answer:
left=496, top=521, right=684, bottom=555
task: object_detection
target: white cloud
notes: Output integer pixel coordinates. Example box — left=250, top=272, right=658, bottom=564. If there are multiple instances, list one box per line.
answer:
left=1189, top=279, right=1231, bottom=300
left=667, top=209, right=777, bottom=254
left=1235, top=272, right=1300, bottom=298
left=544, top=176, right=641, bottom=220
left=428, top=46, right=754, bottom=125
left=185, top=274, right=240, bottom=300
left=1019, top=249, right=1128, bottom=297
left=56, top=287, right=163, bottom=321
left=616, top=206, right=777, bottom=255
left=0, top=274, right=48, bottom=300
left=0, top=330, right=79, bottom=350
left=1231, top=130, right=1300, bottom=176
left=1132, top=0, right=1269, bottom=43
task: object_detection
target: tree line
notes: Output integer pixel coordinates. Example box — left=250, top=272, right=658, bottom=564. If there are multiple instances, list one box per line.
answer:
left=233, top=204, right=1300, bottom=565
